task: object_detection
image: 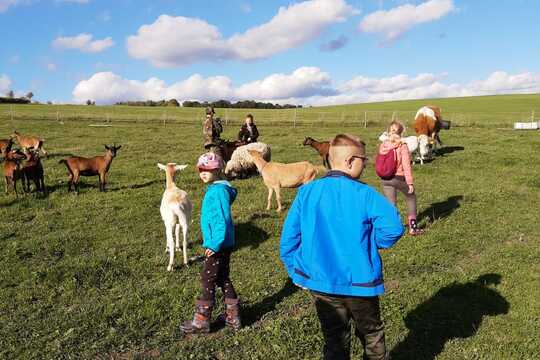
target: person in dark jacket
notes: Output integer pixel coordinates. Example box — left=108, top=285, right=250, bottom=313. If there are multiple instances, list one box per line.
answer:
left=280, top=134, right=404, bottom=360
left=237, top=114, right=259, bottom=143
left=203, top=107, right=224, bottom=158
left=181, top=152, right=241, bottom=334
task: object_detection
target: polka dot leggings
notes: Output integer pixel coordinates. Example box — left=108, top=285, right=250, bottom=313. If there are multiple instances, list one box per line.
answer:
left=200, top=250, right=237, bottom=302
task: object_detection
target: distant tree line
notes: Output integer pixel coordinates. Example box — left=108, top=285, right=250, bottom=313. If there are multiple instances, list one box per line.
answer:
left=183, top=99, right=302, bottom=109
left=0, top=97, right=31, bottom=104
left=113, top=99, right=301, bottom=109
left=114, top=99, right=180, bottom=107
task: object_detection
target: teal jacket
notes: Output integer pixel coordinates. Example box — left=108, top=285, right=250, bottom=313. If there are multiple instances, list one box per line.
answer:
left=200, top=180, right=237, bottom=252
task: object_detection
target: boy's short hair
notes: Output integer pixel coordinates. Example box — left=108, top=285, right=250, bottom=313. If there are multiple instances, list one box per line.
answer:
left=330, top=134, right=366, bottom=155
left=246, top=114, right=253, bottom=121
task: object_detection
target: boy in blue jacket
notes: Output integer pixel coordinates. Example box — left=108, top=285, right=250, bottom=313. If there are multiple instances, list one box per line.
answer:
left=280, top=134, right=404, bottom=359
left=181, top=152, right=241, bottom=334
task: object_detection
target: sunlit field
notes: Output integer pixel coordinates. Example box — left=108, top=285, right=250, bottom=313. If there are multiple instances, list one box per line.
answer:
left=1, top=96, right=539, bottom=359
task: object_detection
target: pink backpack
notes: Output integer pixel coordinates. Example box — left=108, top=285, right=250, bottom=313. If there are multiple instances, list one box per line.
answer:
left=375, top=148, right=397, bottom=180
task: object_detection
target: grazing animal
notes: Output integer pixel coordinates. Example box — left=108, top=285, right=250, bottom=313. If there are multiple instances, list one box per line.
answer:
left=414, top=106, right=443, bottom=163
left=248, top=150, right=318, bottom=212
left=0, top=138, right=14, bottom=158
left=157, top=163, right=193, bottom=271
left=59, top=144, right=121, bottom=193
left=224, top=142, right=271, bottom=179
left=22, top=148, right=45, bottom=193
left=303, top=137, right=330, bottom=168
left=3, top=149, right=26, bottom=196
left=11, top=131, right=47, bottom=156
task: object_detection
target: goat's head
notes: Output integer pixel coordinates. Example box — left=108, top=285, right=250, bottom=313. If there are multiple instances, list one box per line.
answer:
left=303, top=137, right=313, bottom=146
left=104, top=144, right=122, bottom=157
left=10, top=131, right=20, bottom=139
left=157, top=163, right=188, bottom=180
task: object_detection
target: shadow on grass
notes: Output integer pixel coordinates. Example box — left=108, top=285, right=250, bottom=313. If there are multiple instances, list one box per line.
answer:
left=110, top=179, right=161, bottom=191
left=43, top=152, right=75, bottom=159
left=242, top=279, right=299, bottom=327
left=435, top=146, right=465, bottom=156
left=418, top=195, right=463, bottom=224
left=235, top=221, right=269, bottom=251
left=391, top=274, right=509, bottom=360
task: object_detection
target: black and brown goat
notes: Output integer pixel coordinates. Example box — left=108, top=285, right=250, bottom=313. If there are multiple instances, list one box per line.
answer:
left=22, top=148, right=45, bottom=193
left=3, top=149, right=26, bottom=196
left=59, top=144, right=121, bottom=193
left=303, top=137, right=330, bottom=169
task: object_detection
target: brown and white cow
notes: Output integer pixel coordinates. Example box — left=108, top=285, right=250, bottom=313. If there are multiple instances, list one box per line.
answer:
left=413, top=106, right=443, bottom=163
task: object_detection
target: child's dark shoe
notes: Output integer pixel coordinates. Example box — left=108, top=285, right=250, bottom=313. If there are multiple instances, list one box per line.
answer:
left=408, top=219, right=424, bottom=236
left=180, top=300, right=213, bottom=334
left=217, top=297, right=241, bottom=331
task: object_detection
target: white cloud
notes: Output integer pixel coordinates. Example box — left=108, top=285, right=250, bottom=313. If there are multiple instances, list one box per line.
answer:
left=240, top=2, right=252, bottom=13
left=126, top=0, right=357, bottom=67
left=72, top=69, right=540, bottom=106
left=72, top=67, right=335, bottom=104
left=47, top=63, right=57, bottom=71
left=0, top=74, right=12, bottom=94
left=237, top=67, right=335, bottom=99
left=359, top=0, right=454, bottom=42
left=52, top=33, right=114, bottom=53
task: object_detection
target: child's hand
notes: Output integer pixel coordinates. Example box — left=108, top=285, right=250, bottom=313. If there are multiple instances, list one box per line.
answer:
left=408, top=185, right=414, bottom=194
left=204, top=249, right=215, bottom=257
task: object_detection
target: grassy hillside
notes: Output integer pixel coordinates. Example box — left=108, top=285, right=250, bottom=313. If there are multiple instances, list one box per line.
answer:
left=1, top=93, right=539, bottom=128
left=1, top=113, right=539, bottom=358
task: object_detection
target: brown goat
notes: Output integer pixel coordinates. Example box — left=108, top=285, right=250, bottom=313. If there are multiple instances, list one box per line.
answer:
left=59, top=144, right=121, bottom=193
left=303, top=137, right=330, bottom=168
left=1, top=138, right=14, bottom=158
left=3, top=149, right=26, bottom=196
left=11, top=131, right=47, bottom=156
left=22, top=148, right=45, bottom=193
left=248, top=150, right=318, bottom=212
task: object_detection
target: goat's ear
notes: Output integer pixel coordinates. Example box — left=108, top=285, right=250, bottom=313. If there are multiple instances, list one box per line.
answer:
left=104, top=144, right=110, bottom=150
left=175, top=164, right=188, bottom=171
left=115, top=145, right=122, bottom=150
left=157, top=163, right=167, bottom=171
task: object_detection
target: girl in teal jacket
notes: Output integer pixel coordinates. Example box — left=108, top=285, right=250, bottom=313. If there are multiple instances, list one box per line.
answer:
left=181, top=152, right=241, bottom=334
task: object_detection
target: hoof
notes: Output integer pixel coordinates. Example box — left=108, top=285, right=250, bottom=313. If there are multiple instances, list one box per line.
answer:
left=175, top=247, right=181, bottom=252
left=167, top=265, right=174, bottom=271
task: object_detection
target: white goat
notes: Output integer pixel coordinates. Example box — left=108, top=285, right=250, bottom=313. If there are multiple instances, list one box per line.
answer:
left=224, top=142, right=271, bottom=179
left=157, top=163, right=192, bottom=271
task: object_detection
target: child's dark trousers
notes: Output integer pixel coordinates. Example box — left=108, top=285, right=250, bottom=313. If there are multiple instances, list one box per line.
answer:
left=200, top=249, right=237, bottom=302
left=311, top=291, right=388, bottom=360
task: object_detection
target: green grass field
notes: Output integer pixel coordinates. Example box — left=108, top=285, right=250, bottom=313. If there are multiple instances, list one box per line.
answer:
left=1, top=95, right=539, bottom=359
left=1, top=93, right=539, bottom=128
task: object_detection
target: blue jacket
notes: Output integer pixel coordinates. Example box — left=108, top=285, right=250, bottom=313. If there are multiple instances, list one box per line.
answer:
left=200, top=180, right=237, bottom=252
left=280, top=171, right=404, bottom=297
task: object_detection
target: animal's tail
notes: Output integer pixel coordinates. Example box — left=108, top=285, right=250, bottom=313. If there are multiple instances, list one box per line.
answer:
left=58, top=159, right=68, bottom=166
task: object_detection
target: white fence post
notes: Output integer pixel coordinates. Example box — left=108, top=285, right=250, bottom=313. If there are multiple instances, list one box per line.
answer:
left=364, top=112, right=367, bottom=128
left=293, top=108, right=297, bottom=128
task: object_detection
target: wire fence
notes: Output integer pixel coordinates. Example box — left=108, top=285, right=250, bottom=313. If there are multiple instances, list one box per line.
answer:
left=1, top=105, right=538, bottom=129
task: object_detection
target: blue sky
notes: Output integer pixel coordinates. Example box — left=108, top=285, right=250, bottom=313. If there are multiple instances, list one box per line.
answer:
left=1, top=0, right=539, bottom=105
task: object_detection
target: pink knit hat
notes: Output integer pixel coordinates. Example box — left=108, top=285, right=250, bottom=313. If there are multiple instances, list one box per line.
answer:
left=197, top=152, right=223, bottom=171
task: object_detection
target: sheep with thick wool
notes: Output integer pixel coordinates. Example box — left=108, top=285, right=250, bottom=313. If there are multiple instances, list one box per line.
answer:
left=224, top=142, right=271, bottom=179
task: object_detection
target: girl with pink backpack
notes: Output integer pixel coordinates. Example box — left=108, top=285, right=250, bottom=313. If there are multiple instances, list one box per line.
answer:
left=375, top=121, right=424, bottom=236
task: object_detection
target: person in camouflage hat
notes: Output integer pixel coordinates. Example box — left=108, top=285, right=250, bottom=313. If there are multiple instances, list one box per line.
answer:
left=203, top=107, right=224, bottom=158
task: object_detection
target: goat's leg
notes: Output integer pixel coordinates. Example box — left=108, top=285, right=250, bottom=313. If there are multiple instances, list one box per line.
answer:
left=181, top=221, right=189, bottom=266
left=98, top=173, right=104, bottom=192
left=73, top=173, right=80, bottom=194
left=175, top=224, right=181, bottom=252
left=67, top=174, right=73, bottom=192
left=165, top=224, right=175, bottom=271
left=13, top=179, right=18, bottom=198
left=275, top=187, right=282, bottom=212
left=5, top=177, right=10, bottom=195
left=266, top=187, right=273, bottom=211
